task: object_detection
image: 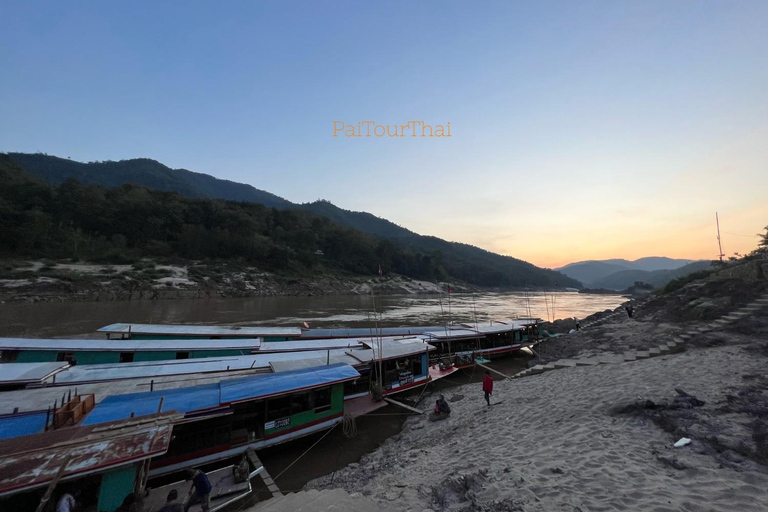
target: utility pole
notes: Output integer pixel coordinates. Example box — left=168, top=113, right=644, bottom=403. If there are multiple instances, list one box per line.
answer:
left=716, top=212, right=725, bottom=262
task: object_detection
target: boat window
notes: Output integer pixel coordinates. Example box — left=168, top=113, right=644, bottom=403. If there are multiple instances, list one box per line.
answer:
left=56, top=352, right=73, bottom=362
left=313, top=387, right=332, bottom=412
left=411, top=355, right=423, bottom=376
left=119, top=352, right=134, bottom=363
left=0, top=350, right=18, bottom=362
left=289, top=392, right=311, bottom=414
left=266, top=396, right=292, bottom=421
left=175, top=351, right=190, bottom=359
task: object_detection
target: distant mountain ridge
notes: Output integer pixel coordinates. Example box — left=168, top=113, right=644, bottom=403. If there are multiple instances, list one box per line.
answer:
left=4, top=152, right=580, bottom=289
left=557, top=257, right=704, bottom=290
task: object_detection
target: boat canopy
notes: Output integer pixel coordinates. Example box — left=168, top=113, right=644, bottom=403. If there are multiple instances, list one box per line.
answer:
left=0, top=362, right=70, bottom=385
left=98, top=323, right=301, bottom=337
left=82, top=363, right=360, bottom=426
left=0, top=337, right=261, bottom=352
left=299, top=326, right=443, bottom=338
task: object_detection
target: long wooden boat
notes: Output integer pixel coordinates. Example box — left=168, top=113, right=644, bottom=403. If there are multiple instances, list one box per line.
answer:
left=94, top=319, right=543, bottom=366
left=0, top=338, right=261, bottom=365
left=99, top=323, right=301, bottom=342
left=79, top=363, right=360, bottom=477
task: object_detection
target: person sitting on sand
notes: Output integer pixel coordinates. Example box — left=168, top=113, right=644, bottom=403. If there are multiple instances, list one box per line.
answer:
left=483, top=370, right=494, bottom=406
left=429, top=395, right=451, bottom=421
left=436, top=395, right=450, bottom=414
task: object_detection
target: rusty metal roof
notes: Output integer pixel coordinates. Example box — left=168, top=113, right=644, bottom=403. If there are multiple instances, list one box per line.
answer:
left=0, top=414, right=175, bottom=497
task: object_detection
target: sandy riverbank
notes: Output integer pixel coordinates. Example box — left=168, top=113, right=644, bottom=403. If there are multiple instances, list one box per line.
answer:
left=281, top=338, right=768, bottom=511
left=247, top=261, right=768, bottom=511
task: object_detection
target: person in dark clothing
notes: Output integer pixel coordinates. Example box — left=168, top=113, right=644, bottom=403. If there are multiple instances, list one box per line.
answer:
left=626, top=305, right=634, bottom=318
left=482, top=370, right=494, bottom=406
left=184, top=469, right=211, bottom=512
left=435, top=395, right=451, bottom=414
left=429, top=394, right=451, bottom=421
left=158, top=489, right=183, bottom=512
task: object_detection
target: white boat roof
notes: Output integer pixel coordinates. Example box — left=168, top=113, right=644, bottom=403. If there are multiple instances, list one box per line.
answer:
left=0, top=346, right=377, bottom=416
left=348, top=338, right=433, bottom=363
left=420, top=328, right=481, bottom=340
left=270, top=353, right=361, bottom=372
left=258, top=339, right=368, bottom=352
left=0, top=337, right=261, bottom=352
left=98, top=323, right=302, bottom=337
left=0, top=362, right=70, bottom=384
left=44, top=349, right=368, bottom=386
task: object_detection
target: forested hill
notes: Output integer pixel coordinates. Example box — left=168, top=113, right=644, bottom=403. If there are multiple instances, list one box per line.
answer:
left=2, top=153, right=580, bottom=288
left=7, top=152, right=292, bottom=208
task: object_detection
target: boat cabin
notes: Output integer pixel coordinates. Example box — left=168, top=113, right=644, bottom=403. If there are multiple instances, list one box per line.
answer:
left=79, top=363, right=360, bottom=476
left=0, top=338, right=260, bottom=365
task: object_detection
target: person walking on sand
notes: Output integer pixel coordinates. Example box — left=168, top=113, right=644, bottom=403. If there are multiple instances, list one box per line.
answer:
left=482, top=370, right=494, bottom=406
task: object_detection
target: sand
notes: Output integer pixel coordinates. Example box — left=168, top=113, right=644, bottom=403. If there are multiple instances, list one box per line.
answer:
left=250, top=488, right=393, bottom=512
left=302, top=345, right=768, bottom=511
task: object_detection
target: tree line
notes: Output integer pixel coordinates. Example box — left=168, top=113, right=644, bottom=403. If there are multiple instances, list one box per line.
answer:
left=0, top=155, right=446, bottom=280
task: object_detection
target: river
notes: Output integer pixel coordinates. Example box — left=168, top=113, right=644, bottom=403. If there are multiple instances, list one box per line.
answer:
left=0, top=291, right=626, bottom=337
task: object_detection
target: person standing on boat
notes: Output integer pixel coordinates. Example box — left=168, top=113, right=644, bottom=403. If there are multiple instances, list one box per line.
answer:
left=184, top=469, right=212, bottom=512
left=482, top=370, right=494, bottom=406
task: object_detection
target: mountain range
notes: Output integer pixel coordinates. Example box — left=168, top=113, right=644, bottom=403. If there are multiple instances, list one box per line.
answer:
left=557, top=257, right=711, bottom=290
left=3, top=152, right=580, bottom=289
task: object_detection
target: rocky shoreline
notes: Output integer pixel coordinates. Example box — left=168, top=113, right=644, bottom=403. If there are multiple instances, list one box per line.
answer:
left=0, top=261, right=487, bottom=303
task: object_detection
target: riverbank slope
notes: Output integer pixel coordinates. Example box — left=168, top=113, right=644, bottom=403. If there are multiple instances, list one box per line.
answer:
left=250, top=258, right=768, bottom=511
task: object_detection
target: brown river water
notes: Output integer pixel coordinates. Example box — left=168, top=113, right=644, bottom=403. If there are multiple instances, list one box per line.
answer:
left=0, top=292, right=625, bottom=507
left=0, top=291, right=625, bottom=338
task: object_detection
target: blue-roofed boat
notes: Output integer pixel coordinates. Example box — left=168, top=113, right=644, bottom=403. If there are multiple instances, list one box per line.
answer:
left=79, top=363, right=361, bottom=477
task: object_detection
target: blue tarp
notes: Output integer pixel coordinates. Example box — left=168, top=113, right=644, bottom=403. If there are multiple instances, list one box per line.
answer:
left=0, top=413, right=48, bottom=440
left=82, top=382, right=222, bottom=426
left=83, top=363, right=359, bottom=426
left=220, top=363, right=360, bottom=403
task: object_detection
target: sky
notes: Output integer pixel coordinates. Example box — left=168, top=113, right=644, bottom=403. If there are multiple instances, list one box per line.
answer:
left=1, top=1, right=767, bottom=268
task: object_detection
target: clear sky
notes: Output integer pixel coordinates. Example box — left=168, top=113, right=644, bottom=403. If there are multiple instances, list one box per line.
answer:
left=2, top=1, right=766, bottom=268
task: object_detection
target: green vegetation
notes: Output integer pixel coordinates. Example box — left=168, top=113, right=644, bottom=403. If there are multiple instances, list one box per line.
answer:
left=0, top=155, right=444, bottom=281
left=1, top=153, right=580, bottom=288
